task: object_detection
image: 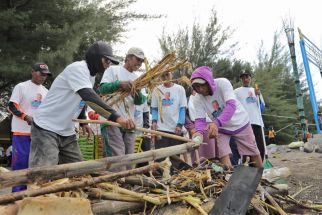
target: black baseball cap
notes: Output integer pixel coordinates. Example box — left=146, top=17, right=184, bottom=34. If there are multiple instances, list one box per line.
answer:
left=239, top=70, right=252, bottom=77
left=96, top=41, right=119, bottom=65
left=32, top=63, right=52, bottom=76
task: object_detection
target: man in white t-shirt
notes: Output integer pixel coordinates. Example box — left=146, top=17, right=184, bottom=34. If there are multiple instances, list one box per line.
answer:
left=8, top=63, right=50, bottom=192
left=99, top=47, right=146, bottom=169
left=29, top=41, right=135, bottom=169
left=234, top=70, right=266, bottom=161
left=190, top=66, right=262, bottom=169
left=151, top=71, right=187, bottom=149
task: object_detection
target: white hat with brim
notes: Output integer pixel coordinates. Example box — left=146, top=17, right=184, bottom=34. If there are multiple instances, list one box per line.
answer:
left=191, top=78, right=206, bottom=85
left=127, top=47, right=145, bottom=60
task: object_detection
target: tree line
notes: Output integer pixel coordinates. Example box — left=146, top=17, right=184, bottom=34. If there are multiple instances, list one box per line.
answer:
left=0, top=1, right=315, bottom=143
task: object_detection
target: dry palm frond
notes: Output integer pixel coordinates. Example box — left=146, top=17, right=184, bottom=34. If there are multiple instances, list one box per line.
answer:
left=102, top=52, right=192, bottom=106
left=151, top=75, right=191, bottom=87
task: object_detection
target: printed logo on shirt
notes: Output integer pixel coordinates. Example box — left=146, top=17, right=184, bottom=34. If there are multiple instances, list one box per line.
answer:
left=162, top=92, right=174, bottom=106
left=79, top=100, right=86, bottom=109
left=246, top=91, right=257, bottom=103
left=211, top=100, right=223, bottom=118
left=31, top=93, right=43, bottom=109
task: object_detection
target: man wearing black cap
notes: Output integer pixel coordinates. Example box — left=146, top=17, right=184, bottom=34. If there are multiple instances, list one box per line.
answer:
left=234, top=70, right=266, bottom=161
left=29, top=41, right=135, bottom=168
left=8, top=62, right=50, bottom=192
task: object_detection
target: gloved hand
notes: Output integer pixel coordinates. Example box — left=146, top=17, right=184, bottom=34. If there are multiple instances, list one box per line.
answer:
left=192, top=134, right=203, bottom=144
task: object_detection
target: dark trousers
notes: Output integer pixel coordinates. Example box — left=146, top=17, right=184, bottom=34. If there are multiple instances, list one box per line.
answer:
left=251, top=124, right=265, bottom=161
left=229, top=137, right=241, bottom=166
left=136, top=137, right=151, bottom=168
left=155, top=131, right=183, bottom=162
left=155, top=131, right=183, bottom=149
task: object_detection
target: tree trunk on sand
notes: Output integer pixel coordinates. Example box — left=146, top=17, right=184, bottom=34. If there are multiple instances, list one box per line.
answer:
left=91, top=200, right=143, bottom=215
left=0, top=142, right=200, bottom=188
left=0, top=163, right=160, bottom=204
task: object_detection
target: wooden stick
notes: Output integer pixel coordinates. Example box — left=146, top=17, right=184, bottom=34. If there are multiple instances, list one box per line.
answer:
left=98, top=183, right=162, bottom=205
left=258, top=185, right=287, bottom=215
left=251, top=197, right=269, bottom=215
left=74, top=119, right=193, bottom=143
left=291, top=185, right=313, bottom=199
left=88, top=188, right=142, bottom=202
left=0, top=163, right=160, bottom=204
left=91, top=200, right=143, bottom=215
left=181, top=196, right=207, bottom=215
left=0, top=141, right=200, bottom=188
left=275, top=194, right=322, bottom=211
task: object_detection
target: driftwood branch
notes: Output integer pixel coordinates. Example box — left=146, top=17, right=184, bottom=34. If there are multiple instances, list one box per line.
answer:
left=0, top=163, right=160, bottom=204
left=0, top=141, right=200, bottom=188
left=291, top=185, right=313, bottom=199
left=91, top=200, right=143, bottom=215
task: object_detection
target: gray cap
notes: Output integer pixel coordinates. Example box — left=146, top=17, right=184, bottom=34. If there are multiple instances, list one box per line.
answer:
left=127, top=47, right=145, bottom=60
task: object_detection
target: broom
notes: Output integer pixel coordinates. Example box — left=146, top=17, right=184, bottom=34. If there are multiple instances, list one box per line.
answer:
left=255, top=84, right=273, bottom=169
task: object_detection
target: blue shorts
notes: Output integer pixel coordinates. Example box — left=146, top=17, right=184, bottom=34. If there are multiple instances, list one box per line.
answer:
left=12, top=135, right=31, bottom=192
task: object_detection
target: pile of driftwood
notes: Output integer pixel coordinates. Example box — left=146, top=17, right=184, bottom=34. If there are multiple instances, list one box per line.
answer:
left=0, top=141, right=322, bottom=215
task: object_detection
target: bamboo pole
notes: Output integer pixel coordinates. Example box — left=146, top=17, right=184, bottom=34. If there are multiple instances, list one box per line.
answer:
left=0, top=141, right=200, bottom=188
left=74, top=119, right=193, bottom=143
left=88, top=188, right=141, bottom=202
left=98, top=183, right=162, bottom=205
left=0, top=163, right=160, bottom=204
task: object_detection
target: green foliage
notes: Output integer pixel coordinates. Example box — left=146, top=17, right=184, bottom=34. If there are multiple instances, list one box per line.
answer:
left=158, top=9, right=236, bottom=78
left=0, top=0, right=155, bottom=113
left=213, top=58, right=252, bottom=87
left=253, top=32, right=301, bottom=144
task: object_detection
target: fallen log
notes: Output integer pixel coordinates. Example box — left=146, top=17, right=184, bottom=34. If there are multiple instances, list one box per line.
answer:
left=91, top=200, right=143, bottom=215
left=0, top=141, right=200, bottom=188
left=0, top=163, right=160, bottom=204
left=88, top=188, right=141, bottom=202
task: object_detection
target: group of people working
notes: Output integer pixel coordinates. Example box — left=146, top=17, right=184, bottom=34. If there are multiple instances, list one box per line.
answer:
left=8, top=40, right=267, bottom=193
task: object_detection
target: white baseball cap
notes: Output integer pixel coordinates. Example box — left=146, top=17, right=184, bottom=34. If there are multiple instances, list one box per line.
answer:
left=127, top=47, right=145, bottom=60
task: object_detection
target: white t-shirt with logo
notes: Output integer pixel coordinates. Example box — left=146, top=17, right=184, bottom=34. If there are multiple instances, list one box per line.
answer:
left=235, top=87, right=265, bottom=127
left=10, top=80, right=48, bottom=134
left=193, top=78, right=249, bottom=131
left=188, top=94, right=212, bottom=123
left=151, top=84, right=187, bottom=133
left=34, top=60, right=95, bottom=136
left=101, top=66, right=138, bottom=119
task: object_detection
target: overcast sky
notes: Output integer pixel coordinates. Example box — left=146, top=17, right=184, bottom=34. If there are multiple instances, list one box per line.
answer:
left=114, top=0, right=322, bottom=100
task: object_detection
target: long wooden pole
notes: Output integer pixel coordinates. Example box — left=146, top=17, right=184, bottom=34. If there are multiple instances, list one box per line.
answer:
left=0, top=163, right=160, bottom=204
left=0, top=141, right=200, bottom=188
left=74, top=119, right=193, bottom=143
